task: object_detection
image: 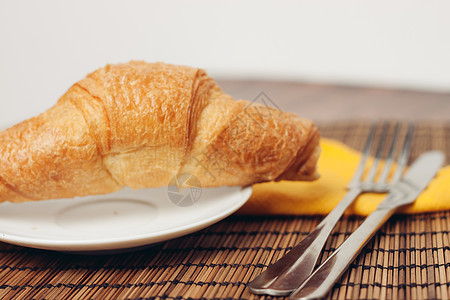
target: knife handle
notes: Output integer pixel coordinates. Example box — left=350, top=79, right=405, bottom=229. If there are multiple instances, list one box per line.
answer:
left=290, top=206, right=395, bottom=300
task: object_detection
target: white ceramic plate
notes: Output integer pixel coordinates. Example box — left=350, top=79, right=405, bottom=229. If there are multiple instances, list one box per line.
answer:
left=0, top=186, right=252, bottom=253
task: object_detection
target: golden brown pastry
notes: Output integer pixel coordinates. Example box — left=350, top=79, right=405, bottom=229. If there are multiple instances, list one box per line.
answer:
left=0, top=61, right=320, bottom=203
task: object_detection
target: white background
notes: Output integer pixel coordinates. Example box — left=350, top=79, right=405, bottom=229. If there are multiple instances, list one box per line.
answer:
left=1, top=0, right=449, bottom=125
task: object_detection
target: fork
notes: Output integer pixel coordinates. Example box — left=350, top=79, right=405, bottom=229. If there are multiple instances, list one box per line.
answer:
left=247, top=122, right=414, bottom=296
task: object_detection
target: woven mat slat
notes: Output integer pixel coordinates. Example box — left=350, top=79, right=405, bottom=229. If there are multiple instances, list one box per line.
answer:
left=0, top=121, right=449, bottom=299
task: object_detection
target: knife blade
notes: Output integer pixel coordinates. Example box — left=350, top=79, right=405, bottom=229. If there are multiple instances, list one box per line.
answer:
left=290, top=151, right=444, bottom=300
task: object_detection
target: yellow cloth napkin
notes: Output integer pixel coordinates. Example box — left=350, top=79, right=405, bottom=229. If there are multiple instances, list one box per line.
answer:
left=238, top=138, right=450, bottom=216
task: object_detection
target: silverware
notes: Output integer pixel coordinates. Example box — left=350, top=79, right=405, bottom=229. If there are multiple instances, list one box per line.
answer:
left=290, top=151, right=444, bottom=300
left=248, top=123, right=414, bottom=296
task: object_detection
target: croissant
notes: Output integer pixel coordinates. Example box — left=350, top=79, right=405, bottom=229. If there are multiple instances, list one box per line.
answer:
left=0, top=61, right=320, bottom=203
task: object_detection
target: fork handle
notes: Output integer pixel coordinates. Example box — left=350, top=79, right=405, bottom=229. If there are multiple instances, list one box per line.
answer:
left=289, top=206, right=395, bottom=300
left=247, top=188, right=362, bottom=296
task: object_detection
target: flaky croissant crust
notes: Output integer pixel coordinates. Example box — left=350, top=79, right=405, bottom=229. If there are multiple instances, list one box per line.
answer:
left=0, top=61, right=320, bottom=203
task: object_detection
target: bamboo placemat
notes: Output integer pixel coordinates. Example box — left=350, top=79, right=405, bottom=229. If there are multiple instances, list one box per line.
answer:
left=0, top=121, right=449, bottom=300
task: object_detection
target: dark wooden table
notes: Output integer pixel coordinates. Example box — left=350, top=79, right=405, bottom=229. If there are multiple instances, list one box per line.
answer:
left=218, top=80, right=450, bottom=122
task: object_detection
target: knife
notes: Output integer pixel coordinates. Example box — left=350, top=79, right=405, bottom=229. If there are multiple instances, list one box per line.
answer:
left=290, top=150, right=444, bottom=300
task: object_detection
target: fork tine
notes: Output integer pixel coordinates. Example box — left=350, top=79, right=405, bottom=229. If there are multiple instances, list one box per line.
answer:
left=364, top=122, right=389, bottom=183
left=391, top=123, right=414, bottom=183
left=348, top=123, right=377, bottom=188
left=378, top=123, right=400, bottom=183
